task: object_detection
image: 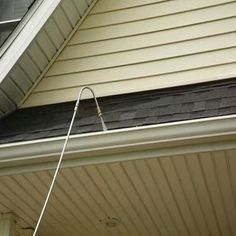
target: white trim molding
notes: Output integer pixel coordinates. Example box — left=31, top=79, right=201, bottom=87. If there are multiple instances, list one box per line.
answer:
left=0, top=115, right=236, bottom=175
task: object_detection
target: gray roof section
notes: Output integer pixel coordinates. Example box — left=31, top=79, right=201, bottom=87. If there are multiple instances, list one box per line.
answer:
left=0, top=79, right=235, bottom=144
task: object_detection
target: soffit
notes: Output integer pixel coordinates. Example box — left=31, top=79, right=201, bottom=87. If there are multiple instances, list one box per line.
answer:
left=0, top=149, right=236, bottom=236
left=0, top=0, right=96, bottom=119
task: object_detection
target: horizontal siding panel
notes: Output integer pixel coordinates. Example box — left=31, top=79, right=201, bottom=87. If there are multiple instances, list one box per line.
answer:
left=39, top=56, right=236, bottom=90
left=22, top=0, right=236, bottom=107
left=91, top=0, right=169, bottom=14
left=71, top=2, right=236, bottom=44
left=49, top=32, right=236, bottom=75
left=25, top=62, right=236, bottom=107
left=60, top=17, right=236, bottom=60
left=81, top=0, right=234, bottom=29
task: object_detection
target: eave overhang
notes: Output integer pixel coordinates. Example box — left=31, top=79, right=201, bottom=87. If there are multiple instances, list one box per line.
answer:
left=0, top=115, right=235, bottom=176
left=0, top=0, right=96, bottom=118
left=0, top=0, right=60, bottom=71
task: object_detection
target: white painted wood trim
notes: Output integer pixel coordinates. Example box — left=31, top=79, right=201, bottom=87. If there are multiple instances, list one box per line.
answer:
left=0, top=115, right=235, bottom=175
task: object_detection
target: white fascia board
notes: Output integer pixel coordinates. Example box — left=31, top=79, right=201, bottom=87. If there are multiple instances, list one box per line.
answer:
left=0, top=115, right=236, bottom=175
left=0, top=0, right=61, bottom=83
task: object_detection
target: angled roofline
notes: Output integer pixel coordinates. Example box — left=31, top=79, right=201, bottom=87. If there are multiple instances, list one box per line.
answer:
left=0, top=0, right=61, bottom=83
left=0, top=0, right=96, bottom=118
left=0, top=115, right=235, bottom=175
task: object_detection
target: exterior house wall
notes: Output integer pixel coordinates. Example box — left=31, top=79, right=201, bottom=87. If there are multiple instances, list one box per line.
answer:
left=22, top=0, right=236, bottom=107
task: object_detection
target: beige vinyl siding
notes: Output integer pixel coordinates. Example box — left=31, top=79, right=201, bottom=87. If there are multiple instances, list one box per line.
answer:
left=22, top=0, right=236, bottom=107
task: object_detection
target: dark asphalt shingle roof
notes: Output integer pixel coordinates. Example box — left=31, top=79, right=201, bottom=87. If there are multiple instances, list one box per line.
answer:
left=0, top=79, right=235, bottom=144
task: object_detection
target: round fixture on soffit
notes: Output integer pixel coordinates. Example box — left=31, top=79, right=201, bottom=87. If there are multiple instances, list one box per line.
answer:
left=99, top=217, right=120, bottom=228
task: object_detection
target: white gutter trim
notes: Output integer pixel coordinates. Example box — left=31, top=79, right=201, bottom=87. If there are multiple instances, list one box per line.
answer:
left=0, top=115, right=236, bottom=172
left=0, top=0, right=61, bottom=82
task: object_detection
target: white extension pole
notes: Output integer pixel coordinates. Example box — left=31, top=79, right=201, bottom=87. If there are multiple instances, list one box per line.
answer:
left=32, top=87, right=107, bottom=236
